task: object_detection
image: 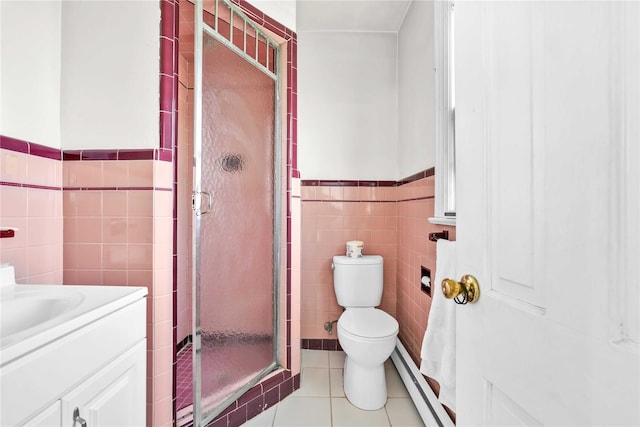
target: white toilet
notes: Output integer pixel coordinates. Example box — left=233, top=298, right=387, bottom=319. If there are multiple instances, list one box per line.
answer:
left=332, top=255, right=399, bottom=410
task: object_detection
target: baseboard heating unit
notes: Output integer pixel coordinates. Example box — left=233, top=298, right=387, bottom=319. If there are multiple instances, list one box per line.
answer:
left=390, top=339, right=455, bottom=427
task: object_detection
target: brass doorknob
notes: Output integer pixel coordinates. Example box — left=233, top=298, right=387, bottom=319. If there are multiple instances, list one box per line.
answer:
left=441, top=275, right=480, bottom=304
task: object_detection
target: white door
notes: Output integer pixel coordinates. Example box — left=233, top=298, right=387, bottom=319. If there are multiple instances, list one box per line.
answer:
left=455, top=1, right=639, bottom=425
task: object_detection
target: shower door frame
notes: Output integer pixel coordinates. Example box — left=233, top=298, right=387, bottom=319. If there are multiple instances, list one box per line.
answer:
left=191, top=1, right=282, bottom=425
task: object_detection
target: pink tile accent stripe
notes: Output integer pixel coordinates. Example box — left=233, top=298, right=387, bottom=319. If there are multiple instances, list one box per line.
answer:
left=62, top=186, right=172, bottom=191
left=0, top=181, right=61, bottom=191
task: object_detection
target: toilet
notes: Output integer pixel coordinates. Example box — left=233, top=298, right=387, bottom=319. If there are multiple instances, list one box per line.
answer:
left=332, top=255, right=399, bottom=410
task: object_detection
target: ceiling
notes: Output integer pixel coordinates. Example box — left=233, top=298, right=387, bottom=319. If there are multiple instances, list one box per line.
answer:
left=296, top=0, right=412, bottom=33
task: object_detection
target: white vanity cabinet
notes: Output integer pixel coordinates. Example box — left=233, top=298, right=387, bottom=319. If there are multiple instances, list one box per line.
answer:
left=1, top=288, right=147, bottom=427
left=59, top=340, right=146, bottom=427
left=25, top=402, right=62, bottom=427
left=27, top=340, right=145, bottom=427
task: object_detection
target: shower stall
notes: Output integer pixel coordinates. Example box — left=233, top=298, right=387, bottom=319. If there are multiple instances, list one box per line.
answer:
left=176, top=1, right=282, bottom=425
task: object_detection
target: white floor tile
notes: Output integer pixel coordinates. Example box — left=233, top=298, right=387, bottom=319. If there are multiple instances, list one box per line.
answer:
left=385, top=398, right=425, bottom=427
left=242, top=405, right=277, bottom=426
left=329, top=369, right=345, bottom=397
left=328, top=350, right=346, bottom=369
left=272, top=397, right=331, bottom=427
left=243, top=350, right=427, bottom=427
left=385, top=360, right=409, bottom=398
left=296, top=367, right=330, bottom=397
left=302, top=350, right=329, bottom=368
left=331, top=397, right=391, bottom=427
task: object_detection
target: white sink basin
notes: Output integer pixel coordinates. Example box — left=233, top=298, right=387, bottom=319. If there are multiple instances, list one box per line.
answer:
left=0, top=265, right=148, bottom=364
left=1, top=287, right=84, bottom=341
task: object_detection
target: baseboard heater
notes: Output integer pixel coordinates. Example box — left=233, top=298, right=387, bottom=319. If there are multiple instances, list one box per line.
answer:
left=390, top=339, right=455, bottom=427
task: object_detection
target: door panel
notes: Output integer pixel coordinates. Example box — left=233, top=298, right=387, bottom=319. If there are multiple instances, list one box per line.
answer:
left=198, top=33, right=276, bottom=412
left=488, top=1, right=543, bottom=309
left=456, top=1, right=639, bottom=425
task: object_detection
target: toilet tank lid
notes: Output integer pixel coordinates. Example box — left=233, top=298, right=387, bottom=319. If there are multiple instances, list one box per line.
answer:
left=333, top=255, right=383, bottom=265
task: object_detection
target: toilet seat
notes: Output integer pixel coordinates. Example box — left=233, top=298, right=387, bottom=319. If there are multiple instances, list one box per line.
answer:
left=339, top=308, right=398, bottom=339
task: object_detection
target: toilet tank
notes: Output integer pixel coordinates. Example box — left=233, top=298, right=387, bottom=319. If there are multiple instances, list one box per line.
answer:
left=332, top=255, right=383, bottom=307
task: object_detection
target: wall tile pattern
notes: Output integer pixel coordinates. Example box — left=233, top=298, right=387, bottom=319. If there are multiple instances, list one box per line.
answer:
left=62, top=158, right=174, bottom=427
left=300, top=175, right=456, bottom=413
left=300, top=184, right=398, bottom=339
left=1, top=136, right=174, bottom=427
left=0, top=147, right=63, bottom=284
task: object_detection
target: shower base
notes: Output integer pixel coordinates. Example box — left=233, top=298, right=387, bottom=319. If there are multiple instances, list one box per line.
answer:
left=176, top=334, right=274, bottom=413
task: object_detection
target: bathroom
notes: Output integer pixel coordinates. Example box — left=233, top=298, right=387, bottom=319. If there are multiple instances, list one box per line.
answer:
left=1, top=1, right=638, bottom=427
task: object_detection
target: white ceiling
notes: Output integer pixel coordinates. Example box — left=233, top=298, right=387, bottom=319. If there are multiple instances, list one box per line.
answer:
left=296, top=0, right=413, bottom=32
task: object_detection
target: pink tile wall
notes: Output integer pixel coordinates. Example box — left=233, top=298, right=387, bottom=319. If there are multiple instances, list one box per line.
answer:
left=300, top=184, right=398, bottom=339
left=289, top=177, right=302, bottom=376
left=62, top=158, right=174, bottom=427
left=63, top=161, right=157, bottom=285
left=300, top=176, right=456, bottom=365
left=152, top=160, right=175, bottom=427
left=176, top=54, right=193, bottom=345
left=0, top=148, right=63, bottom=284
left=396, top=176, right=455, bottom=365
left=1, top=139, right=175, bottom=426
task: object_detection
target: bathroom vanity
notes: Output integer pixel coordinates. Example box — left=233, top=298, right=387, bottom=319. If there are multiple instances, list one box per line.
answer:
left=0, top=266, right=147, bottom=426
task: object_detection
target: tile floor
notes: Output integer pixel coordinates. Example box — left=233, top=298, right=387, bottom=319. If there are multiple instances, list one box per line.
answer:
left=242, top=350, right=425, bottom=426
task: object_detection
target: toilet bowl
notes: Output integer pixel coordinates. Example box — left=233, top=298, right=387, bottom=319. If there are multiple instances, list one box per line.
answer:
left=332, top=255, right=399, bottom=410
left=337, top=307, right=399, bottom=410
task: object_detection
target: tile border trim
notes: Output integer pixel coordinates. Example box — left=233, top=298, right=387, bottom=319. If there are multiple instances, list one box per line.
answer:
left=301, top=338, right=342, bottom=351
left=1, top=136, right=172, bottom=163
left=209, top=372, right=301, bottom=427
left=0, top=181, right=62, bottom=191
left=1, top=135, right=62, bottom=160
left=301, top=167, right=435, bottom=188
left=62, top=186, right=172, bottom=192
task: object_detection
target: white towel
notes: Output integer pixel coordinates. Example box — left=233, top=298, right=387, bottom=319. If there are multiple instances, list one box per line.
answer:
left=419, top=239, right=457, bottom=411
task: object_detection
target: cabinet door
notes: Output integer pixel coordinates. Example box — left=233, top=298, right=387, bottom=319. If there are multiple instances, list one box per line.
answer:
left=24, top=401, right=61, bottom=427
left=61, top=340, right=146, bottom=427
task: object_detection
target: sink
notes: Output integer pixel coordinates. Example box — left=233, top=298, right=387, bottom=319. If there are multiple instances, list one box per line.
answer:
left=0, top=264, right=147, bottom=364
left=0, top=264, right=148, bottom=427
left=1, top=287, right=84, bottom=341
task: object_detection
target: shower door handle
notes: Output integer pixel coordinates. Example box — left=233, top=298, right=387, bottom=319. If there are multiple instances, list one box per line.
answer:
left=192, top=191, right=213, bottom=216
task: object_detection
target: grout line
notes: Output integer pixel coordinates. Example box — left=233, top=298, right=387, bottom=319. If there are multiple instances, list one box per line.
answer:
left=328, top=356, right=335, bottom=426
left=270, top=405, right=277, bottom=427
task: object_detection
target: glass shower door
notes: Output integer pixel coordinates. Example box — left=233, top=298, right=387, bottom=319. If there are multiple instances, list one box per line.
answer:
left=192, top=2, right=280, bottom=424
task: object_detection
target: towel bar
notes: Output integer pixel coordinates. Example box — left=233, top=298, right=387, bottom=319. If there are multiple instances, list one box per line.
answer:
left=428, top=230, right=449, bottom=242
